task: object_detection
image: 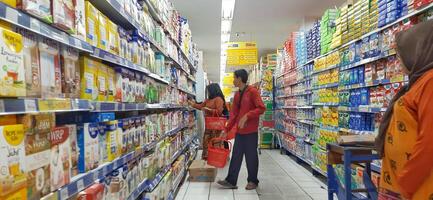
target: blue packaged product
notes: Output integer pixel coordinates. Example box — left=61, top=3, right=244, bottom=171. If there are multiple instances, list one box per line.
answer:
left=348, top=44, right=356, bottom=63
left=352, top=68, right=359, bottom=84
left=355, top=89, right=361, bottom=106
left=355, top=114, right=362, bottom=131
left=87, top=112, right=116, bottom=122
left=358, top=66, right=365, bottom=83
left=360, top=114, right=366, bottom=131
left=349, top=113, right=356, bottom=130
left=361, top=37, right=370, bottom=59
left=378, top=0, right=387, bottom=7
left=355, top=42, right=362, bottom=62
left=78, top=122, right=100, bottom=173
left=379, top=2, right=387, bottom=12
left=350, top=90, right=357, bottom=107
left=369, top=33, right=381, bottom=57
left=360, top=88, right=369, bottom=105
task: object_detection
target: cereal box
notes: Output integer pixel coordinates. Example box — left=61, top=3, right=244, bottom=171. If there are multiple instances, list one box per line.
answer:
left=49, top=126, right=71, bottom=191
left=24, top=131, right=51, bottom=200
left=52, top=0, right=75, bottom=33
left=39, top=37, right=61, bottom=98
left=61, top=45, right=80, bottom=98
left=0, top=124, right=27, bottom=200
left=0, top=27, right=25, bottom=97
left=77, top=123, right=100, bottom=173
left=15, top=27, right=41, bottom=97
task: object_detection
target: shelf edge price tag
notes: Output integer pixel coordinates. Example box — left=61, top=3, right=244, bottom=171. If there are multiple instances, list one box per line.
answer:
left=24, top=99, right=37, bottom=112
left=76, top=179, right=85, bottom=192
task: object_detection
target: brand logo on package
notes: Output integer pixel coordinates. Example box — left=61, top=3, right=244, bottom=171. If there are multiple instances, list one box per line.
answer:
left=50, top=127, right=69, bottom=145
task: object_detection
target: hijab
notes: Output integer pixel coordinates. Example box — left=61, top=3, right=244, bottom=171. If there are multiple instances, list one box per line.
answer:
left=376, top=20, right=433, bottom=157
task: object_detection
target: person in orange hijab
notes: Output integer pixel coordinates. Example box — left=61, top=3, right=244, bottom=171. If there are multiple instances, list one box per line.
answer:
left=376, top=20, right=433, bottom=199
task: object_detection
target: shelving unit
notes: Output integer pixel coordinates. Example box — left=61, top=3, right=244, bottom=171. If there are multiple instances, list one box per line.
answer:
left=0, top=0, right=201, bottom=199
left=274, top=1, right=433, bottom=187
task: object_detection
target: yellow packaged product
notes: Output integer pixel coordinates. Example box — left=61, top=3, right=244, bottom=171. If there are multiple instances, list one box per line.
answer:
left=1, top=0, right=16, bottom=7
left=97, top=12, right=109, bottom=51
left=97, top=63, right=108, bottom=101
left=107, top=67, right=115, bottom=101
left=80, top=56, right=98, bottom=100
left=85, top=1, right=98, bottom=47
left=0, top=124, right=27, bottom=200
left=108, top=20, right=120, bottom=55
left=0, top=27, right=25, bottom=97
left=105, top=120, right=119, bottom=161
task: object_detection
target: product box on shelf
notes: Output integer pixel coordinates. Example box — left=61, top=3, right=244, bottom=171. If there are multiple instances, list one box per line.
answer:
left=18, top=113, right=56, bottom=134
left=61, top=45, right=81, bottom=98
left=103, top=120, right=121, bottom=162
left=80, top=56, right=98, bottom=100
left=17, top=0, right=52, bottom=23
left=24, top=130, right=51, bottom=200
left=74, top=0, right=86, bottom=41
left=188, top=160, right=217, bottom=182
left=107, top=67, right=115, bottom=102
left=97, top=12, right=109, bottom=51
left=0, top=27, right=25, bottom=97
left=85, top=1, right=98, bottom=47
left=97, top=63, right=108, bottom=101
left=104, top=168, right=128, bottom=200
left=39, top=37, right=61, bottom=98
left=107, top=20, right=120, bottom=55
left=76, top=183, right=105, bottom=200
left=49, top=126, right=72, bottom=191
left=77, top=122, right=100, bottom=173
left=115, top=67, right=129, bottom=102
left=15, top=27, right=41, bottom=97
left=0, top=124, right=27, bottom=200
left=52, top=0, right=75, bottom=33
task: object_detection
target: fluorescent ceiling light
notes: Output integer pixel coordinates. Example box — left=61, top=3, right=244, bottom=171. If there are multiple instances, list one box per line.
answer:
left=221, top=20, right=232, bottom=33
left=220, top=0, right=236, bottom=85
left=222, top=0, right=235, bottom=19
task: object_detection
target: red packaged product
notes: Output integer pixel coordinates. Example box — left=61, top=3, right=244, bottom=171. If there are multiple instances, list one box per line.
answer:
left=77, top=183, right=105, bottom=200
left=376, top=60, right=386, bottom=80
left=376, top=86, right=385, bottom=108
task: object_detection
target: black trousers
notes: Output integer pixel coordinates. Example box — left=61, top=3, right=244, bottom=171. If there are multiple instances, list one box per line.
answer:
left=225, top=132, right=259, bottom=186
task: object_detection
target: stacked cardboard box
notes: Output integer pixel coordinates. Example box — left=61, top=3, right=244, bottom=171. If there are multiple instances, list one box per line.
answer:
left=306, top=21, right=321, bottom=60
left=370, top=0, right=379, bottom=31
left=340, top=4, right=351, bottom=44
left=320, top=9, right=339, bottom=54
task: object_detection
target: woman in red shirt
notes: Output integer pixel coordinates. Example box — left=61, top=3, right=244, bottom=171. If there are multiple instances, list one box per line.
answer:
left=189, top=83, right=229, bottom=160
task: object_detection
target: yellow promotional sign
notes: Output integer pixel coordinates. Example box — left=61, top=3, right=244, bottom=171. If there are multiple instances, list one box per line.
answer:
left=222, top=73, right=234, bottom=86
left=222, top=87, right=232, bottom=97
left=226, top=42, right=258, bottom=66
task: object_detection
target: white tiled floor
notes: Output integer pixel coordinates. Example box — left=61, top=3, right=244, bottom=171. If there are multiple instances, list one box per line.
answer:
left=175, top=150, right=330, bottom=200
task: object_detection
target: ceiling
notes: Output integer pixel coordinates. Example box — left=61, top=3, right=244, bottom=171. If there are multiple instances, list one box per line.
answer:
left=172, top=0, right=346, bottom=83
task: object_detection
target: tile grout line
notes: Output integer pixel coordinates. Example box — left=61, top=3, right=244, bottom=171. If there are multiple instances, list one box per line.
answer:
left=264, top=150, right=314, bottom=200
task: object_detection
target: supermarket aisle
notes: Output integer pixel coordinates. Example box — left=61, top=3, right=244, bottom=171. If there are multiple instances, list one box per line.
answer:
left=175, top=150, right=328, bottom=200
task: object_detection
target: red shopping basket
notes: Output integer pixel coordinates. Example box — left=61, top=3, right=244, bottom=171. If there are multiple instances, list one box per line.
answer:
left=205, top=115, right=227, bottom=131
left=207, top=138, right=232, bottom=168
